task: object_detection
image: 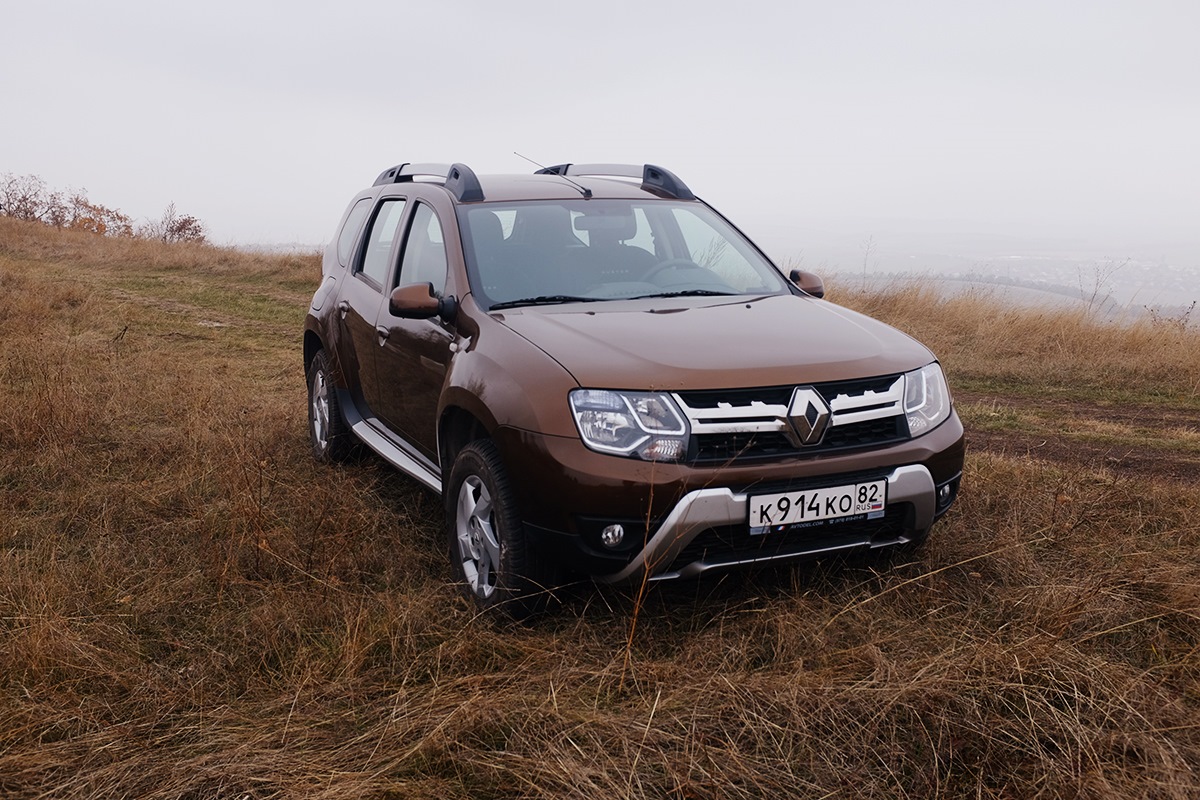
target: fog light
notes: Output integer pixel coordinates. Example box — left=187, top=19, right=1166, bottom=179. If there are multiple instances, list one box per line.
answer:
left=600, top=524, right=625, bottom=548
left=936, top=479, right=958, bottom=512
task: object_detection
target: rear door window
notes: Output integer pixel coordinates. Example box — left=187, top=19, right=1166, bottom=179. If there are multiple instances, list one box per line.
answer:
left=358, top=199, right=408, bottom=286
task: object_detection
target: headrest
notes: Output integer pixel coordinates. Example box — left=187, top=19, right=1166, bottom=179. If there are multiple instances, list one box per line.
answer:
left=470, top=210, right=505, bottom=245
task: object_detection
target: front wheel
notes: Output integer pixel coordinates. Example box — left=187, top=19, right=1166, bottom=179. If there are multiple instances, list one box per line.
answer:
left=445, top=440, right=553, bottom=617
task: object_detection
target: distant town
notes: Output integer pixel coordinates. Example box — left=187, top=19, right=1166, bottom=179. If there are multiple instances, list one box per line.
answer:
left=783, top=235, right=1199, bottom=324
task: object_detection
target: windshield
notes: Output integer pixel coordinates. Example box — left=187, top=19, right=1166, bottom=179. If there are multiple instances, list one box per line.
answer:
left=457, top=199, right=787, bottom=309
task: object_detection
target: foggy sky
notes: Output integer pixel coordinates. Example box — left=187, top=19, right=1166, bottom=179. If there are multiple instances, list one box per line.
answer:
left=3, top=0, right=1198, bottom=271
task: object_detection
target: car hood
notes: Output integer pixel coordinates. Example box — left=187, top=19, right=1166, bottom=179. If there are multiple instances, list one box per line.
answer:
left=493, top=294, right=936, bottom=390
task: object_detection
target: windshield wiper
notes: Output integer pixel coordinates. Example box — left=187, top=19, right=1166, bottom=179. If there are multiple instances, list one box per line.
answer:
left=633, top=289, right=738, bottom=299
left=489, top=294, right=604, bottom=310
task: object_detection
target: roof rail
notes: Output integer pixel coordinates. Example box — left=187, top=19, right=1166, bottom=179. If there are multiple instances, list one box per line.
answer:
left=445, top=162, right=484, bottom=202
left=372, top=162, right=484, bottom=202
left=534, top=163, right=694, bottom=200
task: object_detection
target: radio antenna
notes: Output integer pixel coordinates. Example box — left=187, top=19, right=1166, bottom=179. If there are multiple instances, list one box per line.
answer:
left=515, top=151, right=592, bottom=199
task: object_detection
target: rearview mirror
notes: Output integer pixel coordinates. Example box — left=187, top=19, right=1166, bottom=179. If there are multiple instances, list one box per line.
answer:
left=389, top=282, right=457, bottom=321
left=789, top=269, right=825, bottom=299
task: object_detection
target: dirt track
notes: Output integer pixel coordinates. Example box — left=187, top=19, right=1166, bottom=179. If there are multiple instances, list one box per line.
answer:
left=958, top=391, right=1200, bottom=483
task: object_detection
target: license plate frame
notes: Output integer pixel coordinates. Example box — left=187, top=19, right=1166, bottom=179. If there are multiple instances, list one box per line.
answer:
left=748, top=479, right=887, bottom=535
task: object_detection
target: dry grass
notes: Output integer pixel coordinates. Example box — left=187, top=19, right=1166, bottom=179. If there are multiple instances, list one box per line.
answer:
left=830, top=279, right=1200, bottom=404
left=1, top=217, right=1198, bottom=798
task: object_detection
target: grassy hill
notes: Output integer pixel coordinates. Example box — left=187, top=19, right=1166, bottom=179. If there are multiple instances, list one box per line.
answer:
left=1, top=216, right=1198, bottom=798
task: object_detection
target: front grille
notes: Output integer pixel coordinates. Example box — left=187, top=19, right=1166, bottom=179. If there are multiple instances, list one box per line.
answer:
left=680, top=385, right=794, bottom=409
left=677, top=374, right=909, bottom=464
left=693, top=431, right=793, bottom=462
left=665, top=505, right=908, bottom=574
left=693, top=418, right=906, bottom=462
left=822, top=416, right=906, bottom=449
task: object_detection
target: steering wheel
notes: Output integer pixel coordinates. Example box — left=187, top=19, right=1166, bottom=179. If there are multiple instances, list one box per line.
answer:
left=642, top=258, right=703, bottom=283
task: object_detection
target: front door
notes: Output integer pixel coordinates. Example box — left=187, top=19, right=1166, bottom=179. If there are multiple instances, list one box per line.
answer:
left=373, top=201, right=454, bottom=461
left=336, top=197, right=407, bottom=417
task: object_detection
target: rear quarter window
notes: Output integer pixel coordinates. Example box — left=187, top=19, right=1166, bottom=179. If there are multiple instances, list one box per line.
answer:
left=336, top=198, right=373, bottom=267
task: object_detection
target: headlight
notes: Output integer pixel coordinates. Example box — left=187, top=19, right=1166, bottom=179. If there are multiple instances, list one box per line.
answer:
left=903, top=363, right=951, bottom=436
left=569, top=389, right=689, bottom=461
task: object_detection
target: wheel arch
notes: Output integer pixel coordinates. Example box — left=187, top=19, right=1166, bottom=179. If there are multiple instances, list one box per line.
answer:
left=303, top=329, right=324, bottom=374
left=439, top=405, right=492, bottom=478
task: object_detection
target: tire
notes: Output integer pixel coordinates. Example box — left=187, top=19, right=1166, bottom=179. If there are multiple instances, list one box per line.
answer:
left=445, top=440, right=553, bottom=618
left=307, top=349, right=352, bottom=463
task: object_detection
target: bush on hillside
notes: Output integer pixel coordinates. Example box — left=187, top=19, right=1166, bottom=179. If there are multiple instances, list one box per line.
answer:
left=0, top=171, right=206, bottom=244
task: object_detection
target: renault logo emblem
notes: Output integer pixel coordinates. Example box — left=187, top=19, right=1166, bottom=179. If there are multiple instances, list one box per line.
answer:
left=786, top=387, right=830, bottom=446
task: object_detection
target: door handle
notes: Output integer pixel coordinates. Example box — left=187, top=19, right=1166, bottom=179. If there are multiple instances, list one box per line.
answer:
left=375, top=326, right=390, bottom=346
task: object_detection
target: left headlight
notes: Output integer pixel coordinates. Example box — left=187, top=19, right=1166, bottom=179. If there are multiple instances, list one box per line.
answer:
left=569, top=389, right=689, bottom=462
left=903, top=363, right=952, bottom=436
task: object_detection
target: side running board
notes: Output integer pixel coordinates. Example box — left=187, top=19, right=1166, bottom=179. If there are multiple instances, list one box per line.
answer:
left=337, top=388, right=442, bottom=493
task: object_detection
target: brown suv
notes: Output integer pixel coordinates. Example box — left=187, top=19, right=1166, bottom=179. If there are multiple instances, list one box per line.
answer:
left=304, top=162, right=964, bottom=615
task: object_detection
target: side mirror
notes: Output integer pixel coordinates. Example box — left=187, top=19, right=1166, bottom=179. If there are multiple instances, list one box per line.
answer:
left=389, top=282, right=458, bottom=321
left=789, top=269, right=825, bottom=299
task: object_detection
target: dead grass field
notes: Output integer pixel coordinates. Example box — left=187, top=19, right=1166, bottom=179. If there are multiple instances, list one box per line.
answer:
left=1, top=217, right=1198, bottom=798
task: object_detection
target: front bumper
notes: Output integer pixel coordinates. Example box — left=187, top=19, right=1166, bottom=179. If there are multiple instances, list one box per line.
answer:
left=599, top=464, right=940, bottom=583
left=495, top=411, right=964, bottom=581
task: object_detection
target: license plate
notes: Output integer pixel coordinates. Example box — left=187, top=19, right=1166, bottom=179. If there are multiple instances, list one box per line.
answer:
left=749, top=479, right=887, bottom=535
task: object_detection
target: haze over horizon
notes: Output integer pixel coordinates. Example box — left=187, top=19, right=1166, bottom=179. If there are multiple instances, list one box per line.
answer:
left=4, top=1, right=1197, bottom=298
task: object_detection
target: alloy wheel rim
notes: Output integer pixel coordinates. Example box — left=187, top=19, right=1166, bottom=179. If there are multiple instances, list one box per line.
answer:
left=455, top=475, right=499, bottom=599
left=311, top=368, right=330, bottom=449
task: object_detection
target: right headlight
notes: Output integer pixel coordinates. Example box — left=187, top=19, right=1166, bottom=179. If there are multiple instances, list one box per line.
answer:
left=569, top=389, right=689, bottom=462
left=903, top=363, right=952, bottom=436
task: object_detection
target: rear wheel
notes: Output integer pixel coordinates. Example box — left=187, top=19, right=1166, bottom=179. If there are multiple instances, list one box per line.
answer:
left=307, top=349, right=352, bottom=463
left=445, top=440, right=552, bottom=617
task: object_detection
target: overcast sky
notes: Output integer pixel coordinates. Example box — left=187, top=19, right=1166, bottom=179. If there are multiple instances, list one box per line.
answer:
left=3, top=1, right=1198, bottom=271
